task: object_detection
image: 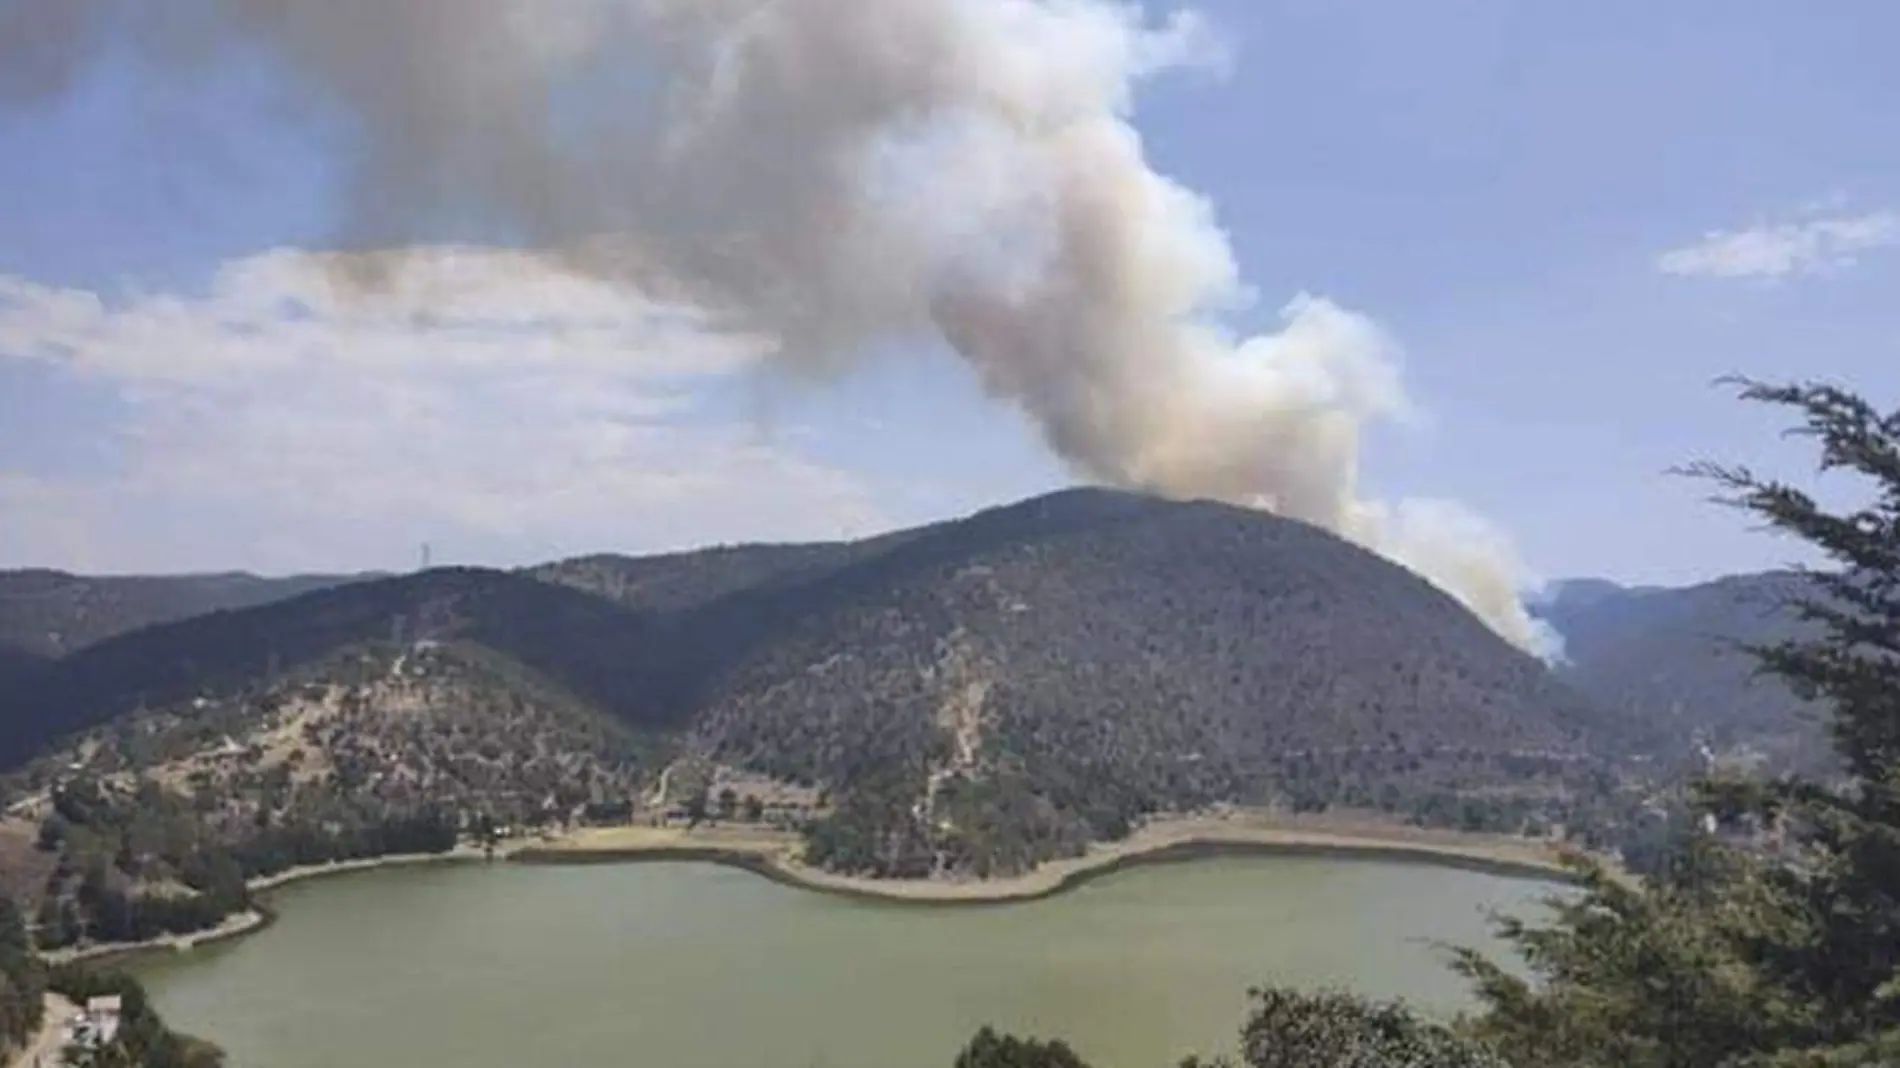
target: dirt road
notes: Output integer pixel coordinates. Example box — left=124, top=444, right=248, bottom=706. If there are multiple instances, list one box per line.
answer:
left=6, top=994, right=74, bottom=1068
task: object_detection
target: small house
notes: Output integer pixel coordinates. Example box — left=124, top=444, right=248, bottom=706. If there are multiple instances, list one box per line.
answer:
left=85, top=995, right=123, bottom=1045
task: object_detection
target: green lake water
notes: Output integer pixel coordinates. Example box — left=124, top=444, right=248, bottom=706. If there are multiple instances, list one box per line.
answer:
left=133, top=856, right=1554, bottom=1068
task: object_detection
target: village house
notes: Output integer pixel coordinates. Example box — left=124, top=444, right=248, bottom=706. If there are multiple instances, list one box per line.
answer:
left=55, top=994, right=124, bottom=1062
left=85, top=997, right=121, bottom=1045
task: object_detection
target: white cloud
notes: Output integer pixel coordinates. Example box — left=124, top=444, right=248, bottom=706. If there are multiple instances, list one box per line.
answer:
left=1658, top=209, right=1900, bottom=280
left=0, top=247, right=890, bottom=573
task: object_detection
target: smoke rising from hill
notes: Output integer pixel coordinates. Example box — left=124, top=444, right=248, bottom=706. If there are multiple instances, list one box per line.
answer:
left=0, top=0, right=1556, bottom=654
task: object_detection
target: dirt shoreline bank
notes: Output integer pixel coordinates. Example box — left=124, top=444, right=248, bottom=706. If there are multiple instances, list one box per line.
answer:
left=49, top=816, right=1580, bottom=964
left=47, top=849, right=490, bottom=967
left=513, top=816, right=1580, bottom=906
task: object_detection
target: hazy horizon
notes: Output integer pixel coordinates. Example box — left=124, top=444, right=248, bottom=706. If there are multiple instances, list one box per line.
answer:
left=0, top=481, right=1804, bottom=592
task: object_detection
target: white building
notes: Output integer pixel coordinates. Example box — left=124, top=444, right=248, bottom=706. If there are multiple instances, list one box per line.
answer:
left=59, top=994, right=124, bottom=1059
left=85, top=996, right=122, bottom=1045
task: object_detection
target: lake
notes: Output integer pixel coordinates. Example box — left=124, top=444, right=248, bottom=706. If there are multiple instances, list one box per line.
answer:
left=133, top=856, right=1555, bottom=1068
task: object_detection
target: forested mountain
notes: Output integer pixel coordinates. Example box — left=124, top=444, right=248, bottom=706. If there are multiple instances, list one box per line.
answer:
left=11, top=639, right=653, bottom=950
left=674, top=490, right=1606, bottom=875
left=1538, top=572, right=1825, bottom=771
left=0, top=489, right=1642, bottom=904
left=0, top=569, right=369, bottom=658
left=0, top=568, right=670, bottom=769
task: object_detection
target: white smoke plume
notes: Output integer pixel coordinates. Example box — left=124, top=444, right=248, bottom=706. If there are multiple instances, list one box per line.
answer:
left=0, top=0, right=1558, bottom=655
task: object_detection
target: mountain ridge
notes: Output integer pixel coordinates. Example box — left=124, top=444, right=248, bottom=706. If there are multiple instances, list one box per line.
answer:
left=3, top=487, right=1838, bottom=951
left=0, top=566, right=677, bottom=769
left=1, top=488, right=1624, bottom=883
left=1537, top=570, right=1824, bottom=771
left=0, top=569, right=377, bottom=659
left=3, top=505, right=1824, bottom=788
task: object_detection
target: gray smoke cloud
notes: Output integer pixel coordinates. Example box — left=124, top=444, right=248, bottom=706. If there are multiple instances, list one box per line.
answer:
left=0, top=0, right=1557, bottom=654
left=0, top=0, right=113, bottom=103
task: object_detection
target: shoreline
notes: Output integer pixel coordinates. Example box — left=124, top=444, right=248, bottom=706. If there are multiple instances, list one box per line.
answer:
left=54, top=815, right=1583, bottom=965
left=513, top=815, right=1582, bottom=906
left=47, top=848, right=490, bottom=968
left=46, top=909, right=271, bottom=968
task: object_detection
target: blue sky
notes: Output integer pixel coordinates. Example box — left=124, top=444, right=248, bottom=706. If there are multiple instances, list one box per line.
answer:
left=1, top=0, right=1897, bottom=587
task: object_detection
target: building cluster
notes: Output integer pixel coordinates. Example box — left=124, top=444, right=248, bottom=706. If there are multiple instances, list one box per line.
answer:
left=31, top=995, right=123, bottom=1067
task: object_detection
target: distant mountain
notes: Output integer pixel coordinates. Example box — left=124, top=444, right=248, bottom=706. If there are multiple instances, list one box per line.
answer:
left=2, top=489, right=1614, bottom=881
left=0, top=567, right=668, bottom=768
left=0, top=569, right=372, bottom=658
left=1537, top=578, right=1664, bottom=615
left=1538, top=572, right=1826, bottom=771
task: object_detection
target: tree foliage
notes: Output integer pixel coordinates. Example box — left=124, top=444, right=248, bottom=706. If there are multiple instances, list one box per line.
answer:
left=10, top=638, right=651, bottom=949
left=952, top=1026, right=1094, bottom=1068
left=1229, top=987, right=1506, bottom=1068
left=1456, top=378, right=1900, bottom=1067
left=959, top=988, right=1501, bottom=1068
left=49, top=964, right=223, bottom=1068
left=28, top=772, right=461, bottom=950
left=0, top=894, right=45, bottom=1058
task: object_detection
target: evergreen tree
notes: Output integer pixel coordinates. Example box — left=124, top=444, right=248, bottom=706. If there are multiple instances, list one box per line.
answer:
left=0, top=893, right=45, bottom=1055
left=1224, top=987, right=1505, bottom=1068
left=953, top=1026, right=1093, bottom=1068
left=958, top=988, right=1503, bottom=1068
left=1457, top=379, right=1900, bottom=1067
